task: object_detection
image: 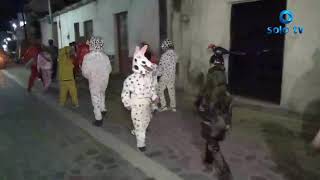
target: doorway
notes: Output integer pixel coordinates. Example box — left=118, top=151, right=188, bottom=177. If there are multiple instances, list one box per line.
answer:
left=115, top=12, right=129, bottom=75
left=52, top=22, right=58, bottom=46
left=84, top=20, right=93, bottom=39
left=229, top=0, right=286, bottom=103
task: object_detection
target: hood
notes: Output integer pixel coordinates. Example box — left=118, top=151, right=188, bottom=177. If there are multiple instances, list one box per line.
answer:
left=88, top=36, right=104, bottom=51
left=59, top=46, right=72, bottom=63
left=132, top=45, right=154, bottom=75
left=161, top=39, right=174, bottom=52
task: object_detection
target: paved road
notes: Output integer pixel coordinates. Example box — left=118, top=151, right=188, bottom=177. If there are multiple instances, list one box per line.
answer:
left=0, top=72, right=151, bottom=180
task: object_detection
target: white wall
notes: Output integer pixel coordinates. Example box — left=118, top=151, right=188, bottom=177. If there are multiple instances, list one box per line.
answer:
left=53, top=2, right=96, bottom=48
left=171, top=0, right=231, bottom=92
left=39, top=0, right=160, bottom=73
left=127, top=0, right=160, bottom=56
left=40, top=19, right=53, bottom=46
left=171, top=0, right=320, bottom=113
left=281, top=0, right=320, bottom=113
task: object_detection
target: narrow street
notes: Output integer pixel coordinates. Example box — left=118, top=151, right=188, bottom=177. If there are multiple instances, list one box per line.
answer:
left=0, top=72, right=150, bottom=180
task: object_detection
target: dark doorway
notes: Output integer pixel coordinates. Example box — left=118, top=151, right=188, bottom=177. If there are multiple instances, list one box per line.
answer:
left=84, top=20, right=93, bottom=39
left=52, top=22, right=58, bottom=47
left=74, top=22, right=80, bottom=42
left=229, top=0, right=286, bottom=103
left=159, top=0, right=168, bottom=44
left=115, top=12, right=129, bottom=75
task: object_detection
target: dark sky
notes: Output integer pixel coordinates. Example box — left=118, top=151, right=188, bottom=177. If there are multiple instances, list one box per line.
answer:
left=0, top=0, right=24, bottom=31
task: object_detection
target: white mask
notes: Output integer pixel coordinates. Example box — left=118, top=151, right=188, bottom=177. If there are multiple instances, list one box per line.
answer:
left=132, top=45, right=154, bottom=75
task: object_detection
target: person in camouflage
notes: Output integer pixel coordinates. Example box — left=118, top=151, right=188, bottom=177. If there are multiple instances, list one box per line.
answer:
left=195, top=44, right=245, bottom=180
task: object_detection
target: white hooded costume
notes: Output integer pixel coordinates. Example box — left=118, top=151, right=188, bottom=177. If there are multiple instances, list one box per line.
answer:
left=121, top=45, right=158, bottom=149
left=157, top=39, right=178, bottom=110
left=82, top=37, right=112, bottom=121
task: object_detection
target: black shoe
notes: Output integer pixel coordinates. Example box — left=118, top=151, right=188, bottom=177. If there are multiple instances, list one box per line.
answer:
left=101, top=111, right=107, bottom=118
left=93, top=120, right=103, bottom=127
left=138, top=147, right=146, bottom=152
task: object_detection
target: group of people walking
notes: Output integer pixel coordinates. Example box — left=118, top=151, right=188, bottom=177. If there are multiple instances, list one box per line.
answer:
left=22, top=36, right=235, bottom=179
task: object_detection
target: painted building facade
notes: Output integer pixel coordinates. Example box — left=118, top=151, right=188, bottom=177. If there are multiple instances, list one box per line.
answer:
left=40, top=0, right=160, bottom=73
left=167, top=0, right=320, bottom=114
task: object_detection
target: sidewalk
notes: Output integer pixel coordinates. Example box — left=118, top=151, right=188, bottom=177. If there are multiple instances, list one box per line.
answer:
left=4, top=64, right=312, bottom=180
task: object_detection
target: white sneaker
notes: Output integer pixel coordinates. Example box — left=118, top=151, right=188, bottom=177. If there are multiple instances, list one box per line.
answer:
left=171, top=108, right=177, bottom=112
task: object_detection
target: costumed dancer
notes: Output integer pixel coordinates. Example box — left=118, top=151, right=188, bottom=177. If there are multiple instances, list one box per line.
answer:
left=157, top=39, right=178, bottom=112
left=58, top=46, right=79, bottom=107
left=195, top=44, right=237, bottom=180
left=121, top=45, right=158, bottom=152
left=22, top=44, right=43, bottom=92
left=37, top=49, right=53, bottom=91
left=82, top=37, right=112, bottom=127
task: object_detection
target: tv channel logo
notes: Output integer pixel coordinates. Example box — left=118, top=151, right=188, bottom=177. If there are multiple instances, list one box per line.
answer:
left=267, top=10, right=304, bottom=35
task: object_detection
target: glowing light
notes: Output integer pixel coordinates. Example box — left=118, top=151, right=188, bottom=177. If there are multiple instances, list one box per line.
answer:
left=12, top=23, right=17, bottom=29
left=6, top=37, right=11, bottom=41
left=19, top=21, right=26, bottom=27
left=2, top=44, right=7, bottom=50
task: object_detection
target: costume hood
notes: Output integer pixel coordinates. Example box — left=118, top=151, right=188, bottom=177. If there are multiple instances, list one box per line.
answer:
left=88, top=36, right=104, bottom=51
left=161, top=39, right=174, bottom=52
left=132, top=45, right=154, bottom=75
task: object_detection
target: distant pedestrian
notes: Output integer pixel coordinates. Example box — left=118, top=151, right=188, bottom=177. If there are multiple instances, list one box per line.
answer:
left=82, top=37, right=112, bottom=127
left=37, top=48, right=53, bottom=91
left=48, top=39, right=58, bottom=81
left=58, top=46, right=79, bottom=107
left=157, top=39, right=178, bottom=112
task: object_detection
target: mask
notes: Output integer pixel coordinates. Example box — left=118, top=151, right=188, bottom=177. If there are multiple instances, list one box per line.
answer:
left=132, top=45, right=154, bottom=75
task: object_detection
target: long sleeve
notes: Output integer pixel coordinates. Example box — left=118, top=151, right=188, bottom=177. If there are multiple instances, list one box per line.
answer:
left=81, top=55, right=90, bottom=79
left=121, top=78, right=132, bottom=108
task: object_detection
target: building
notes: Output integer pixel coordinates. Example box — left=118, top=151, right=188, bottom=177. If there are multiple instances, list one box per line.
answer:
left=39, top=0, right=320, bottom=114
left=39, top=0, right=161, bottom=75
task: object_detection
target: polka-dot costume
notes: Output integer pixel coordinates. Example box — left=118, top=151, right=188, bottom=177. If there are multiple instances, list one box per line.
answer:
left=82, top=36, right=112, bottom=120
left=157, top=40, right=178, bottom=109
left=121, top=45, right=158, bottom=148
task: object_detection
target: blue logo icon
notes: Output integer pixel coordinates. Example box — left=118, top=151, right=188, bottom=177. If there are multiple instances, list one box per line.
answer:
left=279, top=10, right=294, bottom=24
left=267, top=10, right=303, bottom=35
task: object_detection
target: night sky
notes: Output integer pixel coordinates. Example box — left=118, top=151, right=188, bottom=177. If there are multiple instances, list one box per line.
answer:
left=0, top=0, right=23, bottom=31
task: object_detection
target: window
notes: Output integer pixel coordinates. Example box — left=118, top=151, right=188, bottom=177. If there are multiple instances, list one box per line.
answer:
left=74, top=22, right=80, bottom=42
left=84, top=20, right=93, bottom=39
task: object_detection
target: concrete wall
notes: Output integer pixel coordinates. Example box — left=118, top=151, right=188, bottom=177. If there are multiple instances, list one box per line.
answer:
left=40, top=19, right=53, bottom=46
left=170, top=0, right=320, bottom=113
left=170, top=0, right=232, bottom=91
left=282, top=0, right=320, bottom=114
left=39, top=0, right=160, bottom=73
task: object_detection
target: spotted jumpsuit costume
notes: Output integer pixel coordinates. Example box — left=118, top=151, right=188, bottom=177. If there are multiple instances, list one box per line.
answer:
left=157, top=39, right=178, bottom=109
left=82, top=37, right=112, bottom=121
left=121, top=45, right=158, bottom=148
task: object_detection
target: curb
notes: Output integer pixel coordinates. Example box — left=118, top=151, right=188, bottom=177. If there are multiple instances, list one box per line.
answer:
left=2, top=69, right=184, bottom=180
